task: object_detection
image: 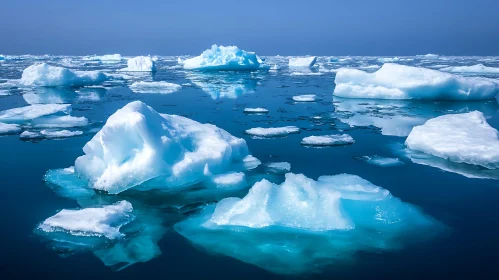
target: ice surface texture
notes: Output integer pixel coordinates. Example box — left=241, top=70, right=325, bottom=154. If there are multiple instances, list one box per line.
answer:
left=120, top=56, right=156, bottom=72
left=301, top=134, right=354, bottom=146
left=333, top=63, right=499, bottom=100
left=246, top=126, right=300, bottom=137
left=176, top=173, right=439, bottom=274
left=21, top=63, right=108, bottom=87
left=406, top=111, right=499, bottom=169
left=53, top=101, right=251, bottom=194
left=183, top=45, right=266, bottom=71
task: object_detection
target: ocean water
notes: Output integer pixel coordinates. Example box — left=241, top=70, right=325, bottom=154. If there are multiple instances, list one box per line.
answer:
left=1, top=55, right=499, bottom=279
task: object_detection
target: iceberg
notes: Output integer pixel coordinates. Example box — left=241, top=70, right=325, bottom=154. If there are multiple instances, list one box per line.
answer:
left=243, top=107, right=268, bottom=114
left=405, top=111, right=499, bottom=169
left=183, top=45, right=266, bottom=71
left=265, top=162, right=291, bottom=174
left=355, top=155, right=404, bottom=167
left=245, top=126, right=300, bottom=137
left=0, top=123, right=21, bottom=134
left=37, top=201, right=134, bottom=240
left=175, top=173, right=439, bottom=274
left=440, top=64, right=499, bottom=74
left=129, top=81, right=182, bottom=94
left=292, top=94, right=316, bottom=102
left=333, top=63, right=499, bottom=100
left=288, top=56, right=317, bottom=68
left=120, top=56, right=156, bottom=72
left=48, top=101, right=250, bottom=194
left=20, top=63, right=108, bottom=87
left=301, top=134, right=354, bottom=146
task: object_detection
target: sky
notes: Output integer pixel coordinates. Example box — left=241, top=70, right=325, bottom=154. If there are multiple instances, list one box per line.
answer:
left=1, top=0, right=499, bottom=56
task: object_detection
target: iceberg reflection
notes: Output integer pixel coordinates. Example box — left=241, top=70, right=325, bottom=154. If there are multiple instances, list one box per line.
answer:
left=186, top=71, right=261, bottom=99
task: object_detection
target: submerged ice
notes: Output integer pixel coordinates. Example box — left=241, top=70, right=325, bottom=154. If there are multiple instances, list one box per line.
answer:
left=175, top=173, right=439, bottom=274
left=333, top=63, right=499, bottom=100
left=183, top=45, right=266, bottom=71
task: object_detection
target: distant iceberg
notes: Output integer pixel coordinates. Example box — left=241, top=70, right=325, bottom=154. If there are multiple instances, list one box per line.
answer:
left=129, top=81, right=182, bottom=94
left=333, top=63, right=499, bottom=100
left=119, top=56, right=156, bottom=72
left=288, top=56, right=317, bottom=68
left=83, top=54, right=122, bottom=63
left=47, top=101, right=253, bottom=194
left=406, top=111, right=499, bottom=169
left=183, top=45, right=266, bottom=71
left=176, top=173, right=440, bottom=274
left=440, top=64, right=499, bottom=74
left=20, top=63, right=108, bottom=87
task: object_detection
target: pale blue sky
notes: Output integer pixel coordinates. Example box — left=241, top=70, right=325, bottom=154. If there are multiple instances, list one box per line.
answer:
left=1, top=0, right=498, bottom=55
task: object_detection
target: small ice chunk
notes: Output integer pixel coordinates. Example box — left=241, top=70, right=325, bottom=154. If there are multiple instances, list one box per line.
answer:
left=120, top=56, right=156, bottom=72
left=183, top=45, right=266, bottom=71
left=333, top=63, right=499, bottom=100
left=405, top=111, right=499, bottom=169
left=20, top=63, right=108, bottom=87
left=292, top=94, right=316, bottom=102
left=301, top=134, right=354, bottom=146
left=37, top=201, right=134, bottom=239
left=243, top=107, right=269, bottom=114
left=210, top=172, right=246, bottom=189
left=246, top=126, right=300, bottom=137
left=265, top=162, right=291, bottom=174
left=241, top=155, right=261, bottom=170
left=289, top=56, right=317, bottom=68
left=356, top=155, right=404, bottom=167
left=0, top=122, right=21, bottom=134
left=129, top=81, right=182, bottom=94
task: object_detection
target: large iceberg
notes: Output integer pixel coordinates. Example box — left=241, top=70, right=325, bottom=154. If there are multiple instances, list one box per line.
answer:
left=175, top=173, right=440, bottom=274
left=120, top=56, right=156, bottom=72
left=183, top=45, right=266, bottom=71
left=288, top=56, right=317, bottom=68
left=405, top=111, right=499, bottom=169
left=49, top=101, right=251, bottom=194
left=333, top=63, right=499, bottom=100
left=20, top=63, right=108, bottom=87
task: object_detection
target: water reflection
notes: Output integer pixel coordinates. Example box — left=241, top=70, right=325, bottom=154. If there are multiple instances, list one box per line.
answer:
left=23, top=87, right=107, bottom=104
left=185, top=71, right=262, bottom=99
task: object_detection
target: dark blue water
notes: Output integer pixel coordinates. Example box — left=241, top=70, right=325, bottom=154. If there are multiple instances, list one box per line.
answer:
left=1, top=56, right=499, bottom=279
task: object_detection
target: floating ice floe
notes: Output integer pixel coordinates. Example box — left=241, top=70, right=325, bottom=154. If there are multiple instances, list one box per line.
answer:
left=355, top=155, right=404, bottom=167
left=129, top=81, right=182, bottom=94
left=119, top=56, right=156, bottom=72
left=207, top=172, right=247, bottom=189
left=37, top=201, right=134, bottom=240
left=440, top=64, right=499, bottom=74
left=84, top=54, right=122, bottom=63
left=333, top=63, right=499, bottom=100
left=301, top=134, right=354, bottom=146
left=0, top=104, right=70, bottom=121
left=289, top=56, right=317, bottom=68
left=292, top=94, right=316, bottom=102
left=183, top=45, right=266, bottom=71
left=20, top=63, right=108, bottom=87
left=20, top=129, right=83, bottom=140
left=406, top=111, right=499, bottom=169
left=0, top=123, right=21, bottom=134
left=175, top=173, right=440, bottom=274
left=47, top=101, right=254, bottom=194
left=265, top=162, right=291, bottom=174
left=246, top=126, right=300, bottom=137
left=243, top=107, right=268, bottom=114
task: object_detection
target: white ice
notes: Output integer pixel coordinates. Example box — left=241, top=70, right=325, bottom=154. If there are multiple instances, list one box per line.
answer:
left=0, top=104, right=70, bottom=122
left=183, top=45, right=266, bottom=71
left=20, top=63, right=108, bottom=87
left=209, top=172, right=247, bottom=189
left=292, top=94, right=316, bottom=102
left=406, top=111, right=499, bottom=169
left=245, top=126, right=300, bottom=137
left=243, top=107, right=269, bottom=114
left=20, top=129, right=83, bottom=139
left=440, top=64, right=499, bottom=74
left=333, top=63, right=499, bottom=100
left=119, top=56, right=156, bottom=72
left=129, top=81, right=182, bottom=94
left=265, top=162, right=291, bottom=174
left=38, top=201, right=134, bottom=239
left=288, top=56, right=317, bottom=68
left=0, top=122, right=21, bottom=134
left=301, top=134, right=354, bottom=146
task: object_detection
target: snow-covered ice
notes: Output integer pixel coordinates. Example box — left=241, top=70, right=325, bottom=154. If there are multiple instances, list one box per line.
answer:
left=129, top=81, right=182, bottom=94
left=243, top=107, right=268, bottom=114
left=175, top=173, right=439, bottom=274
left=292, top=94, right=316, bottom=102
left=0, top=104, right=71, bottom=122
left=20, top=129, right=83, bottom=139
left=440, top=64, right=499, bottom=74
left=20, top=63, right=108, bottom=87
left=333, top=63, right=499, bottom=100
left=406, top=111, right=499, bottom=169
left=183, top=45, right=266, bottom=71
left=120, top=56, right=156, bottom=72
left=289, top=56, right=317, bottom=68
left=246, top=126, right=300, bottom=137
left=265, top=162, right=291, bottom=174
left=301, top=134, right=354, bottom=146
left=37, top=201, right=134, bottom=239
